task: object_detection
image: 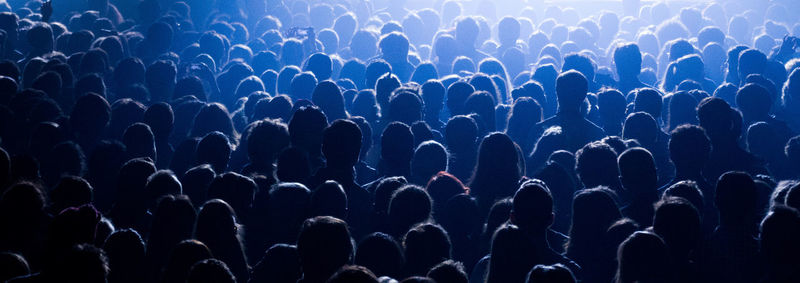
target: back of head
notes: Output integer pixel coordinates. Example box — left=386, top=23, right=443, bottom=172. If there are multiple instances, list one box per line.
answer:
left=59, top=244, right=109, bottom=283
left=381, top=122, right=414, bottom=166
left=355, top=232, right=404, bottom=278
left=575, top=141, right=619, bottom=188
left=653, top=197, right=700, bottom=253
left=696, top=97, right=733, bottom=140
left=736, top=83, right=772, bottom=119
left=715, top=171, right=758, bottom=226
left=322, top=119, right=362, bottom=167
left=402, top=223, right=452, bottom=277
left=614, top=43, right=642, bottom=78
left=669, top=124, right=710, bottom=170
left=487, top=224, right=537, bottom=283
left=389, top=185, right=432, bottom=236
left=196, top=131, right=232, bottom=174
left=512, top=180, right=554, bottom=232
left=249, top=243, right=301, bottom=283
left=311, top=180, right=348, bottom=219
left=297, top=216, right=353, bottom=281
left=556, top=70, right=588, bottom=112
left=617, top=147, right=658, bottom=193
left=616, top=231, right=668, bottom=283
left=760, top=206, right=800, bottom=268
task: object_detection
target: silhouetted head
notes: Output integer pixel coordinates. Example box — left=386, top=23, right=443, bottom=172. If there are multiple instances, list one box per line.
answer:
left=380, top=122, right=414, bottom=175
left=669, top=124, right=710, bottom=174
left=297, top=216, right=353, bottom=283
left=310, top=180, right=347, bottom=220
left=614, top=43, right=642, bottom=79
left=575, top=141, right=619, bottom=189
left=58, top=244, right=109, bottom=283
left=556, top=70, right=588, bottom=113
left=487, top=223, right=537, bottom=283
left=196, top=131, right=231, bottom=173
left=567, top=187, right=621, bottom=254
left=161, top=240, right=213, bottom=283
left=402, top=223, right=452, bottom=277
left=355, top=232, right=404, bottom=278
left=511, top=180, right=554, bottom=232
left=246, top=119, right=289, bottom=167
left=616, top=231, right=668, bottom=283
left=760, top=206, right=800, bottom=272
left=736, top=83, right=772, bottom=121
left=715, top=171, right=758, bottom=228
left=249, top=243, right=301, bottom=283
left=696, top=97, right=733, bottom=143
left=0, top=252, right=29, bottom=282
left=388, top=185, right=432, bottom=237
left=653, top=197, right=700, bottom=258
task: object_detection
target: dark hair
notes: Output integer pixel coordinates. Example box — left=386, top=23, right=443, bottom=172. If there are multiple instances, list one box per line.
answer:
left=297, top=216, right=354, bottom=283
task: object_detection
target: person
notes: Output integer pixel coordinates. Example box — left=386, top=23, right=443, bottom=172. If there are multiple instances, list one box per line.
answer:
left=618, top=147, right=659, bottom=226
left=402, top=223, right=452, bottom=277
left=311, top=119, right=372, bottom=238
left=698, top=172, right=763, bottom=283
left=652, top=197, right=702, bottom=282
left=614, top=43, right=647, bottom=95
left=510, top=181, right=581, bottom=273
left=531, top=70, right=605, bottom=152
left=378, top=32, right=414, bottom=82
left=565, top=187, right=620, bottom=283
left=3, top=1, right=800, bottom=283
left=696, top=97, right=768, bottom=182
left=194, top=199, right=249, bottom=283
left=759, top=206, right=800, bottom=282
left=296, top=216, right=354, bottom=283
left=469, top=132, right=522, bottom=216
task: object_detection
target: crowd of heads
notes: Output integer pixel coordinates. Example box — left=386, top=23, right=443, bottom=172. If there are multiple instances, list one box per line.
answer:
left=1, top=0, right=800, bottom=282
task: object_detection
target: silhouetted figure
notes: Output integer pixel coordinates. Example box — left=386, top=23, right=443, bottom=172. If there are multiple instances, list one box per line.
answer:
left=296, top=216, right=354, bottom=283
left=698, top=172, right=762, bottom=283
left=532, top=70, right=605, bottom=152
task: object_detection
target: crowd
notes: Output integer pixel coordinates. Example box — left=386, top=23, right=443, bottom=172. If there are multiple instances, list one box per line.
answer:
left=0, top=0, right=800, bottom=282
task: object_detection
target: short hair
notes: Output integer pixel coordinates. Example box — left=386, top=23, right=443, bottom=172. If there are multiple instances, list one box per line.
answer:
left=389, top=185, right=433, bottom=236
left=575, top=141, right=619, bottom=188
left=246, top=119, right=290, bottom=162
left=669, top=124, right=710, bottom=168
left=322, top=119, right=362, bottom=166
left=614, top=43, right=642, bottom=77
left=555, top=70, right=588, bottom=110
left=715, top=172, right=758, bottom=224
